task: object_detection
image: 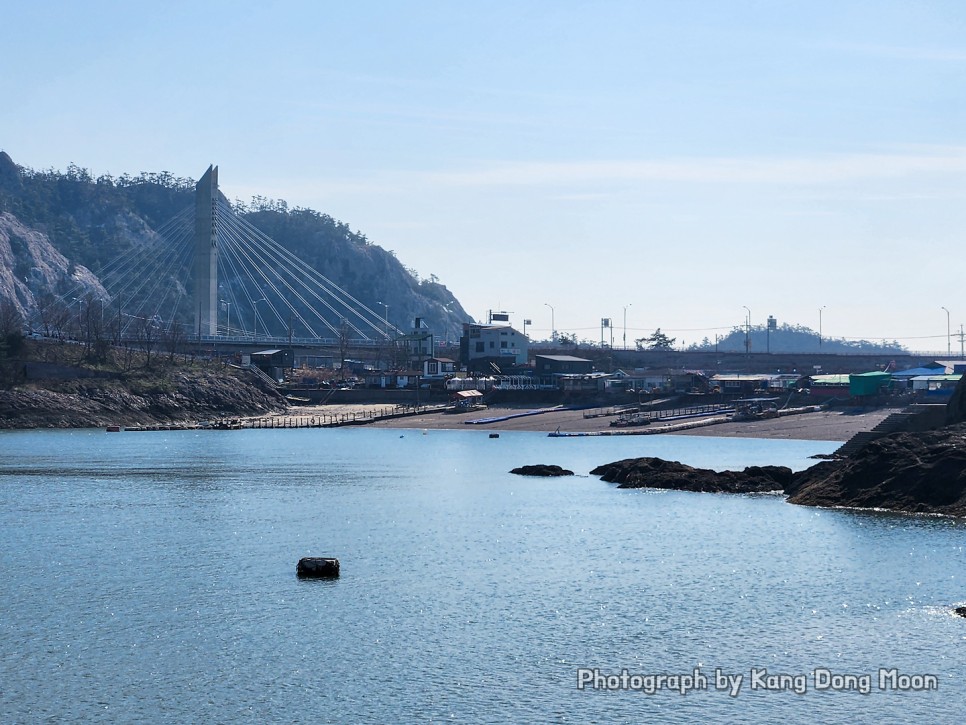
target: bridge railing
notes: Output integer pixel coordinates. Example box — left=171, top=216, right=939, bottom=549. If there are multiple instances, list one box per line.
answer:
left=193, top=335, right=387, bottom=347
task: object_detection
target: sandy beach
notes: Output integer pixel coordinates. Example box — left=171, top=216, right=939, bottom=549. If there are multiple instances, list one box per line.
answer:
left=270, top=403, right=903, bottom=442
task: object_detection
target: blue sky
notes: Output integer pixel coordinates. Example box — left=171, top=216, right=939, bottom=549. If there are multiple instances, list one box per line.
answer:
left=3, top=1, right=965, bottom=350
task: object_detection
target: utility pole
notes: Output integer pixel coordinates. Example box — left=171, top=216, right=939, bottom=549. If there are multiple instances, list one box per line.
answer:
left=942, top=306, right=951, bottom=356
left=742, top=306, right=751, bottom=355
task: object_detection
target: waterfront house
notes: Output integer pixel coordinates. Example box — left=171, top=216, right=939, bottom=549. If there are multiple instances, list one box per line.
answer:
left=460, top=322, right=529, bottom=372
left=420, top=357, right=456, bottom=377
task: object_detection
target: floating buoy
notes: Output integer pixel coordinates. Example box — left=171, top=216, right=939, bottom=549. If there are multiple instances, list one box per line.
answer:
left=489, top=433, right=500, bottom=438
left=296, top=557, right=340, bottom=579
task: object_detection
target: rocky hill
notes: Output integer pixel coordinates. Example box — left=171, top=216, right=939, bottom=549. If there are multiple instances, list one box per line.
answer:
left=0, top=151, right=472, bottom=339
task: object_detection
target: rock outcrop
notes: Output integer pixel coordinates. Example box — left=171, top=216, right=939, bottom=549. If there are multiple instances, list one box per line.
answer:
left=590, top=457, right=793, bottom=494
left=784, top=424, right=966, bottom=517
left=0, top=365, right=286, bottom=429
left=591, top=377, right=966, bottom=516
left=510, top=464, right=574, bottom=477
left=296, top=557, right=340, bottom=579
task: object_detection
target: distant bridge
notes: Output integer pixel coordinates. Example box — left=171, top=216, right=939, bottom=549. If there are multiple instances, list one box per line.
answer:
left=64, top=166, right=403, bottom=344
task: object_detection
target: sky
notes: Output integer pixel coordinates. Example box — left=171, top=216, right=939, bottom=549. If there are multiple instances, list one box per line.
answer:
left=2, top=1, right=965, bottom=352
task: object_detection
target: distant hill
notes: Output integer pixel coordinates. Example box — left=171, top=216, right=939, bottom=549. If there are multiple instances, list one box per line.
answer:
left=678, top=323, right=905, bottom=355
left=0, top=152, right=472, bottom=340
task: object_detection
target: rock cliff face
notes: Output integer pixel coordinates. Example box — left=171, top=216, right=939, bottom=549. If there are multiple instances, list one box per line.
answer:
left=0, top=212, right=106, bottom=322
left=0, top=365, right=285, bottom=429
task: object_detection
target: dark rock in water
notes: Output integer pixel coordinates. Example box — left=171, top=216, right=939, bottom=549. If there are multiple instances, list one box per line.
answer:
left=954, top=606, right=966, bottom=618
left=296, top=557, right=340, bottom=578
left=785, top=424, right=966, bottom=517
left=510, top=464, right=574, bottom=477
left=590, top=457, right=793, bottom=494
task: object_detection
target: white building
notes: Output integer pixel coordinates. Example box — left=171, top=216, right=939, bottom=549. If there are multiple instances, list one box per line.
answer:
left=460, top=323, right=529, bottom=369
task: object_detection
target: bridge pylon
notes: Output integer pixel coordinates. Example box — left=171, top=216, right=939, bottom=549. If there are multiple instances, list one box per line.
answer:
left=194, top=165, right=220, bottom=336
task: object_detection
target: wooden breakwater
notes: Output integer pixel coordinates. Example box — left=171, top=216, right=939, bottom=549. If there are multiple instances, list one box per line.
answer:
left=247, top=404, right=448, bottom=429
left=119, top=404, right=449, bottom=432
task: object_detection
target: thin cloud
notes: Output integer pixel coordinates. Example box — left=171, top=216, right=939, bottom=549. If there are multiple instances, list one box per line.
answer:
left=417, top=149, right=966, bottom=188
left=827, top=42, right=966, bottom=62
left=230, top=148, right=966, bottom=205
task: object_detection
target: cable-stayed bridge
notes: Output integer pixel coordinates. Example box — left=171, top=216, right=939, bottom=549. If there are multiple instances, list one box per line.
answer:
left=72, top=166, right=402, bottom=347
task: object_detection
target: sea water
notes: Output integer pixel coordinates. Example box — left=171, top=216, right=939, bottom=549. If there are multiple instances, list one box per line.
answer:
left=1, top=428, right=964, bottom=723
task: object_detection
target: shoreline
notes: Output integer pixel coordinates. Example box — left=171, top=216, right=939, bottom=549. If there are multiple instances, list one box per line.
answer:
left=5, top=402, right=899, bottom=443
left=265, top=403, right=902, bottom=442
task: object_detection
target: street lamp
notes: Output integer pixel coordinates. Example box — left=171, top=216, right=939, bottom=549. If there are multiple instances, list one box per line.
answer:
left=544, top=302, right=555, bottom=343
left=819, top=305, right=826, bottom=348
left=376, top=301, right=390, bottom=339
left=220, top=299, right=231, bottom=337
left=742, top=306, right=751, bottom=354
left=623, top=303, right=632, bottom=351
left=254, top=298, right=268, bottom=341
left=942, top=306, right=950, bottom=355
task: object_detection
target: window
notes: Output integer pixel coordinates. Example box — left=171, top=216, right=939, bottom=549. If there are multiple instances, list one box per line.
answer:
left=475, top=342, right=485, bottom=353
left=501, top=341, right=508, bottom=348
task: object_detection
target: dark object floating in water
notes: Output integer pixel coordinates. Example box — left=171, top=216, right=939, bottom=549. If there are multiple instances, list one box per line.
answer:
left=296, top=557, right=340, bottom=579
left=955, top=606, right=966, bottom=618
left=489, top=433, right=500, bottom=438
left=511, top=464, right=574, bottom=477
